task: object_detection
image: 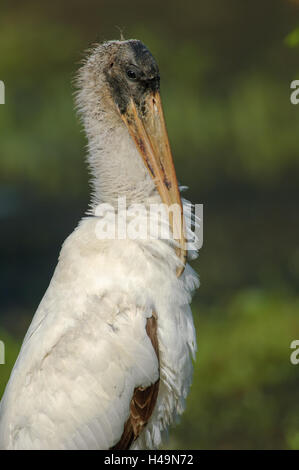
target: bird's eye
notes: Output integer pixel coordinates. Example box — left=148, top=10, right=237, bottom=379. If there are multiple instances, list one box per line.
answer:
left=126, top=69, right=137, bottom=80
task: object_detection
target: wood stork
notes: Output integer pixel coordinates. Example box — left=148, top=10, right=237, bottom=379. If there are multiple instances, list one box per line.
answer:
left=0, top=39, right=199, bottom=450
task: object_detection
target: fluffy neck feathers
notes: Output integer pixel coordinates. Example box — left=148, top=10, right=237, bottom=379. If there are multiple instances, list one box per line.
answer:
left=85, top=114, right=157, bottom=210
left=76, top=54, right=158, bottom=211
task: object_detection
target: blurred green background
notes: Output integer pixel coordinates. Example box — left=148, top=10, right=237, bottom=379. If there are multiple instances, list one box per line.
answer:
left=1, top=0, right=299, bottom=449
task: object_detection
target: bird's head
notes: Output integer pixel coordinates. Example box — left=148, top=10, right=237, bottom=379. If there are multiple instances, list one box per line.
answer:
left=76, top=40, right=160, bottom=122
left=76, top=39, right=186, bottom=275
left=103, top=40, right=160, bottom=114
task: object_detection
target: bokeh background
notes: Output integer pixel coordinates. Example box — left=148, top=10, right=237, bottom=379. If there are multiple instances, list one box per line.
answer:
left=1, top=0, right=299, bottom=449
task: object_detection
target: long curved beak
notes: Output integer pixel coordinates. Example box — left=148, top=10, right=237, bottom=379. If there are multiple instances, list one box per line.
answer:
left=119, top=92, right=186, bottom=277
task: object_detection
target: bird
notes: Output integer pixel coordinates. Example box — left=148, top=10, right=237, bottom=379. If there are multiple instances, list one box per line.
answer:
left=0, top=39, right=199, bottom=450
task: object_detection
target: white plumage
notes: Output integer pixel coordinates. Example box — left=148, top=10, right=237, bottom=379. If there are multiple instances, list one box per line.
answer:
left=0, top=39, right=199, bottom=450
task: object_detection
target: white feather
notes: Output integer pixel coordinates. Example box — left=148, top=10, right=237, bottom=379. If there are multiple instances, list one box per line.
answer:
left=0, top=217, right=198, bottom=449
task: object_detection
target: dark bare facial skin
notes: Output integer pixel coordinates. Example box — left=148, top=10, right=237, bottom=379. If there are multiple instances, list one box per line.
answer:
left=104, top=40, right=160, bottom=115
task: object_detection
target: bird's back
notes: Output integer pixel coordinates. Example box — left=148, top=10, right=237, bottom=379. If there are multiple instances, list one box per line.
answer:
left=0, top=217, right=197, bottom=449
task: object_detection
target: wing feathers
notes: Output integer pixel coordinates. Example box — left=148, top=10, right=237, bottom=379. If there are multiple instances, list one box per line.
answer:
left=111, top=314, right=160, bottom=450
